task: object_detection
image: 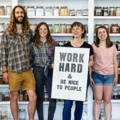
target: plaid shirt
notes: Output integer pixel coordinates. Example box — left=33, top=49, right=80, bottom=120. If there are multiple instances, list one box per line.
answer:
left=30, top=42, right=55, bottom=67
left=1, top=31, right=33, bottom=73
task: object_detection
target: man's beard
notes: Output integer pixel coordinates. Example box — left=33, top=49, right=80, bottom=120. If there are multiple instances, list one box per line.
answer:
left=15, top=16, right=24, bottom=24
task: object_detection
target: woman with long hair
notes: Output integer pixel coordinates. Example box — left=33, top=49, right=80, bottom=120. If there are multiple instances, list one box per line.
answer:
left=30, top=22, right=57, bottom=120
left=90, top=26, right=118, bottom=120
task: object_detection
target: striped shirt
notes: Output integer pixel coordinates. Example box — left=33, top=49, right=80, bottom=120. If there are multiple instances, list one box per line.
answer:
left=1, top=31, right=33, bottom=73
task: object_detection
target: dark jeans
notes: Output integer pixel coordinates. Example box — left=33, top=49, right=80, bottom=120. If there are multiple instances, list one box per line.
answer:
left=62, top=73, right=90, bottom=120
left=63, top=100, right=83, bottom=120
left=33, top=66, right=56, bottom=120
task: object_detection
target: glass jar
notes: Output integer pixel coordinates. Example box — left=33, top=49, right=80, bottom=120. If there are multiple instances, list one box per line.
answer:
left=66, top=24, right=71, bottom=33
left=69, top=9, right=76, bottom=16
left=60, top=24, right=66, bottom=33
left=76, top=9, right=82, bottom=16
left=82, top=9, right=88, bottom=16
left=60, top=6, right=68, bottom=16
left=103, top=7, right=109, bottom=16
left=45, top=7, right=53, bottom=16
left=36, top=6, right=44, bottom=16
left=116, top=7, right=120, bottom=16
left=109, top=7, right=116, bottom=16
left=53, top=7, right=59, bottom=16
left=27, top=6, right=35, bottom=16
left=0, top=6, right=5, bottom=15
left=53, top=24, right=60, bottom=33
left=6, top=6, right=12, bottom=15
left=94, top=6, right=102, bottom=16
left=110, top=24, right=120, bottom=33
left=48, top=24, right=53, bottom=33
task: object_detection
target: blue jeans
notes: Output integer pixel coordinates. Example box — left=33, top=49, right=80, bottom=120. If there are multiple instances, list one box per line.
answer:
left=62, top=73, right=90, bottom=120
left=33, top=66, right=56, bottom=120
left=63, top=100, right=83, bottom=120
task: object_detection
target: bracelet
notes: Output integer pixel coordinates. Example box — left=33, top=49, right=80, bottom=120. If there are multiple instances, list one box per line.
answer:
left=3, top=71, right=8, bottom=73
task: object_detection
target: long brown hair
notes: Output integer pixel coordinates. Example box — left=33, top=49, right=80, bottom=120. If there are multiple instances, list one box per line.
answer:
left=33, top=22, right=56, bottom=48
left=8, top=5, right=30, bottom=34
left=95, top=25, right=113, bottom=48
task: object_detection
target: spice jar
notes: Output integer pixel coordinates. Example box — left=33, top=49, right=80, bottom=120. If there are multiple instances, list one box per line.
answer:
left=82, top=9, right=88, bottom=16
left=60, top=24, right=66, bottom=33
left=53, top=7, right=59, bottom=16
left=110, top=24, right=120, bottom=33
left=53, top=24, right=60, bottom=33
left=27, top=6, right=35, bottom=16
left=60, top=6, right=68, bottom=16
left=94, top=6, right=102, bottom=16
left=36, top=6, right=44, bottom=16
left=76, top=10, right=82, bottom=16
left=109, top=7, right=116, bottom=16
left=45, top=7, right=53, bottom=16
left=116, top=7, right=120, bottom=16
left=103, top=7, right=109, bottom=16
left=6, top=6, right=12, bottom=15
left=69, top=9, right=76, bottom=16
left=49, top=24, right=53, bottom=33
left=66, top=24, right=71, bottom=33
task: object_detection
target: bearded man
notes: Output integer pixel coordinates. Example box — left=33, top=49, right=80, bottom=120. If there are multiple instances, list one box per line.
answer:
left=0, top=5, right=36, bottom=120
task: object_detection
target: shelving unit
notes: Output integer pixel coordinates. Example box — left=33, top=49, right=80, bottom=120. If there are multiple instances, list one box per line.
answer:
left=0, top=0, right=120, bottom=119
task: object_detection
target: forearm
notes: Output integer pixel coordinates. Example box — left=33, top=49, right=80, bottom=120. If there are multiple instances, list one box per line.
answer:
left=114, top=63, right=118, bottom=79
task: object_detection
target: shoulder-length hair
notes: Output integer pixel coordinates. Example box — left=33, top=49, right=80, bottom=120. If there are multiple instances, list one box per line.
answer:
left=33, top=22, right=56, bottom=48
left=94, top=25, right=113, bottom=48
left=71, top=21, right=86, bottom=38
left=8, top=5, right=30, bottom=34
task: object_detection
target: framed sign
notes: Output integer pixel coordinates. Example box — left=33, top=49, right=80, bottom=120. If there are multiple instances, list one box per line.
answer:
left=51, top=47, right=90, bottom=101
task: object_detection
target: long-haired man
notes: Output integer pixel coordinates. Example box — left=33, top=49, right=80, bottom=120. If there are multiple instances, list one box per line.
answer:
left=1, top=5, right=36, bottom=120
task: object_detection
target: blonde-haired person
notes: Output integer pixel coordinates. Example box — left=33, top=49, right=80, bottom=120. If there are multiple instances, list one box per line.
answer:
left=90, top=26, right=118, bottom=120
left=1, top=5, right=36, bottom=120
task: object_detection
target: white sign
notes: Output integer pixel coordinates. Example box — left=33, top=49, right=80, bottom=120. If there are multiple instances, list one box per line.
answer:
left=51, top=47, right=90, bottom=101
